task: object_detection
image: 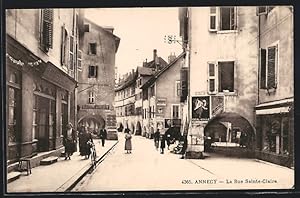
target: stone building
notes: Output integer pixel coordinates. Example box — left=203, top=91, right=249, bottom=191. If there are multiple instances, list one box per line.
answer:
left=254, top=6, right=294, bottom=167
left=6, top=9, right=83, bottom=163
left=141, top=53, right=186, bottom=138
left=179, top=7, right=259, bottom=158
left=114, top=50, right=167, bottom=136
left=77, top=18, right=120, bottom=140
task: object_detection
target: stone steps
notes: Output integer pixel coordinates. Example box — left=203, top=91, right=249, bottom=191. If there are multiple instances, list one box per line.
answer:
left=40, top=156, right=59, bottom=165
left=7, top=172, right=21, bottom=183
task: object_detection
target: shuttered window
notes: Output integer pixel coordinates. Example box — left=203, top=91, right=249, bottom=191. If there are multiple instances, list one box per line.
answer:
left=267, top=46, right=277, bottom=89
left=208, top=62, right=217, bottom=93
left=41, top=9, right=54, bottom=51
left=180, top=68, right=188, bottom=102
left=69, top=36, right=74, bottom=70
left=260, top=48, right=267, bottom=89
left=209, top=7, right=217, bottom=31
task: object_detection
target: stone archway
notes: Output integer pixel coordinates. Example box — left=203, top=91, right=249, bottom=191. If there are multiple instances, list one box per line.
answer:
left=204, top=112, right=255, bottom=156
left=135, top=121, right=142, bottom=135
left=78, top=114, right=106, bottom=136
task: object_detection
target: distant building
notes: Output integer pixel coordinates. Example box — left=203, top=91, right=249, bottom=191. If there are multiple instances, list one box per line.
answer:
left=141, top=53, right=186, bottom=138
left=77, top=18, right=120, bottom=140
left=6, top=9, right=83, bottom=163
left=114, top=49, right=167, bottom=135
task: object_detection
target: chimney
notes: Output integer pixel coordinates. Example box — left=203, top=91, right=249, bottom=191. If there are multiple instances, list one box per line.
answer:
left=143, top=58, right=148, bottom=67
left=168, top=52, right=177, bottom=63
left=153, top=49, right=157, bottom=61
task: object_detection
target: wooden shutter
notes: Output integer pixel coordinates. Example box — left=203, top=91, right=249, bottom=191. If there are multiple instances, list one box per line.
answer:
left=42, top=9, right=54, bottom=50
left=180, top=68, right=188, bottom=102
left=260, top=48, right=267, bottom=89
left=267, top=46, right=277, bottom=89
left=61, top=25, right=66, bottom=65
left=209, top=7, right=217, bottom=31
left=208, top=62, right=217, bottom=93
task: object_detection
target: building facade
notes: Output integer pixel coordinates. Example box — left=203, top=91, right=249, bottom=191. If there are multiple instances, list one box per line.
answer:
left=255, top=6, right=294, bottom=167
left=115, top=50, right=167, bottom=136
left=180, top=7, right=259, bottom=158
left=141, top=53, right=185, bottom=139
left=6, top=9, right=82, bottom=163
left=77, top=18, right=120, bottom=140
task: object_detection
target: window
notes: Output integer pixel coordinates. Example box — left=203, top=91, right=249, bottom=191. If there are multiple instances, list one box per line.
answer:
left=262, top=114, right=290, bottom=155
left=150, top=85, right=155, bottom=97
left=260, top=44, right=278, bottom=89
left=88, top=66, right=98, bottom=78
left=77, top=50, right=82, bottom=70
left=69, top=36, right=74, bottom=70
left=209, top=7, right=217, bottom=31
left=89, top=43, right=97, bottom=55
left=84, top=24, right=90, bottom=32
left=40, top=9, right=54, bottom=52
left=175, top=81, right=181, bottom=97
left=32, top=95, right=38, bottom=140
left=88, top=91, right=95, bottom=104
left=218, top=61, right=234, bottom=92
left=61, top=25, right=68, bottom=66
left=172, top=105, right=180, bottom=119
left=143, top=89, right=148, bottom=100
left=208, top=63, right=217, bottom=93
left=220, top=7, right=237, bottom=31
left=257, top=6, right=268, bottom=15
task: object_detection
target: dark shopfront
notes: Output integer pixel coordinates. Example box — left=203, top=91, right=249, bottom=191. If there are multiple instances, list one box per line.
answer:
left=6, top=36, right=76, bottom=163
left=255, top=100, right=294, bottom=168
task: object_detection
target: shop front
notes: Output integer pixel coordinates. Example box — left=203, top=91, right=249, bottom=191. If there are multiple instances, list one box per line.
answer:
left=6, top=35, right=77, bottom=163
left=255, top=99, right=294, bottom=168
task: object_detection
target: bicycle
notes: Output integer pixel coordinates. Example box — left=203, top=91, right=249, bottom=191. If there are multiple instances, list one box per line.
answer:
left=90, top=142, right=97, bottom=169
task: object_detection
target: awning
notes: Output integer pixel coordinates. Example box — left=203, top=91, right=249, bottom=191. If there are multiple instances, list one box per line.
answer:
left=256, top=106, right=291, bottom=115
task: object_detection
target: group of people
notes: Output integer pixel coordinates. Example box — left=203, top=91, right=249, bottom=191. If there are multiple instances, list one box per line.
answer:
left=63, top=123, right=108, bottom=160
left=153, top=128, right=188, bottom=158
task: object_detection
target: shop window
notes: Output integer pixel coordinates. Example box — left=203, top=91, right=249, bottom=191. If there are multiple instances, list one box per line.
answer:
left=32, top=95, right=38, bottom=140
left=40, top=9, right=54, bottom=52
left=218, top=61, right=234, bottom=92
left=88, top=66, right=98, bottom=78
left=262, top=115, right=290, bottom=155
left=8, top=87, right=18, bottom=143
left=89, top=43, right=97, bottom=55
left=219, top=7, right=237, bottom=31
left=88, top=91, right=95, bottom=104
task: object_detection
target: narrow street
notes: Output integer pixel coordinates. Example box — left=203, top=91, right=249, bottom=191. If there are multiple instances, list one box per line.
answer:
left=73, top=133, right=294, bottom=191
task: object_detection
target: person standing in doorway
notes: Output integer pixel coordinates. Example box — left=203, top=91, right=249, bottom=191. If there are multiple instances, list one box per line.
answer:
left=99, top=127, right=108, bottom=147
left=124, top=128, right=132, bottom=154
left=64, top=123, right=77, bottom=160
left=154, top=129, right=160, bottom=151
left=160, top=134, right=166, bottom=154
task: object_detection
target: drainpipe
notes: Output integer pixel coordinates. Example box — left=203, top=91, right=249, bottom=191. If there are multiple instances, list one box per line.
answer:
left=258, top=14, right=261, bottom=105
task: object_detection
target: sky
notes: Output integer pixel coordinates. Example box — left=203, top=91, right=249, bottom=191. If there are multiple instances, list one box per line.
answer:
left=85, top=8, right=183, bottom=77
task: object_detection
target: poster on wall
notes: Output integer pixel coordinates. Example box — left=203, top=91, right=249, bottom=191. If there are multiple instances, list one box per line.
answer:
left=192, top=96, right=210, bottom=121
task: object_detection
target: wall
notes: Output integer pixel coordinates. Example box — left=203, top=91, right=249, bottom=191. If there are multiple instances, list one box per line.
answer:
left=258, top=6, right=293, bottom=103
left=189, top=7, right=258, bottom=125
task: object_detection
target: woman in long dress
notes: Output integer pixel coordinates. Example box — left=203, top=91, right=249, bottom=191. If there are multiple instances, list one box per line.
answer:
left=124, top=128, right=132, bottom=154
left=80, top=126, right=93, bottom=159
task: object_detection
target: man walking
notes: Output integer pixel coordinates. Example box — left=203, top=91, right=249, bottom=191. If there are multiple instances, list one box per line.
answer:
left=153, top=129, right=160, bottom=150
left=99, top=127, right=107, bottom=147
